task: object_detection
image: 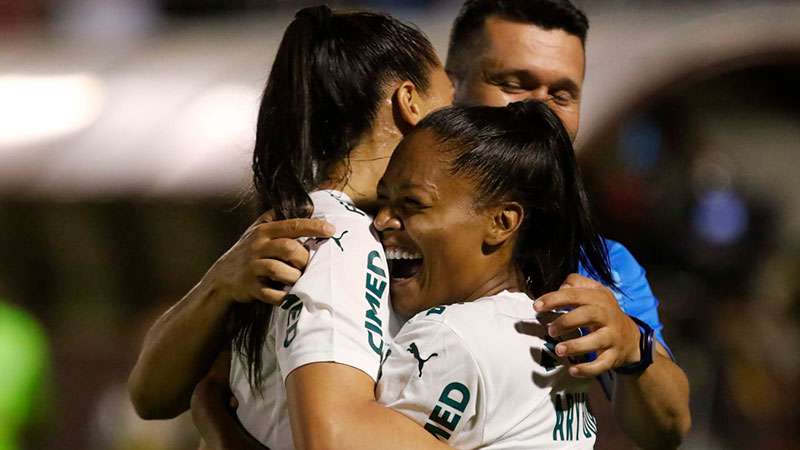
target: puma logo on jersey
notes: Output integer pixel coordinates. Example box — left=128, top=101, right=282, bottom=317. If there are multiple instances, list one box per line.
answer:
left=331, top=230, right=349, bottom=251
left=540, top=336, right=561, bottom=371
left=408, top=342, right=438, bottom=377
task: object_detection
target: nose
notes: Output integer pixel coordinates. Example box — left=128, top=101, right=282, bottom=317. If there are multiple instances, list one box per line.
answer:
left=526, top=86, right=549, bottom=102
left=373, top=206, right=402, bottom=232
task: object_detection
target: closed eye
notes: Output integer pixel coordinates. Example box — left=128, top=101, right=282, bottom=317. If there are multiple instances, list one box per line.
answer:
left=550, top=90, right=575, bottom=106
left=402, top=196, right=428, bottom=210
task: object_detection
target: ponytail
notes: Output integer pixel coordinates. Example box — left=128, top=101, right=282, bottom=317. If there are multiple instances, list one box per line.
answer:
left=231, top=6, right=330, bottom=393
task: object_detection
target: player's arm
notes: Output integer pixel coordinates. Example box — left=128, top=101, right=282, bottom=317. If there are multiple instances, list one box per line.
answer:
left=128, top=216, right=333, bottom=419
left=285, top=362, right=454, bottom=450
left=191, top=348, right=271, bottom=450
left=275, top=215, right=457, bottom=450
left=537, top=273, right=690, bottom=449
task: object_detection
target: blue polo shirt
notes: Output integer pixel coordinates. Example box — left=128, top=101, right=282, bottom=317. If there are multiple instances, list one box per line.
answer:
left=579, top=238, right=669, bottom=350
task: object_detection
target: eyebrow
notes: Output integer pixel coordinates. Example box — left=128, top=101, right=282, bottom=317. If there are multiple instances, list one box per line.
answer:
left=550, top=78, right=581, bottom=96
left=390, top=180, right=440, bottom=201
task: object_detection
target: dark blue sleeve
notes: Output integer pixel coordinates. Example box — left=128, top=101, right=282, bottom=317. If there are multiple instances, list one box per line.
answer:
left=579, top=238, right=670, bottom=352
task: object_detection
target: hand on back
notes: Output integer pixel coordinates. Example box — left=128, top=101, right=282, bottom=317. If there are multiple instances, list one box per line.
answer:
left=205, top=213, right=335, bottom=306
left=534, top=274, right=641, bottom=378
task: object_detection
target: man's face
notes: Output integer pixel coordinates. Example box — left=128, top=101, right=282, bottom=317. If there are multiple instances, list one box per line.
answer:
left=452, top=16, right=585, bottom=141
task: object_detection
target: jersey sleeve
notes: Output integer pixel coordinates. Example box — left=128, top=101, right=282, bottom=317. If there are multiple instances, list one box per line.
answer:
left=376, top=317, right=483, bottom=448
left=273, top=214, right=391, bottom=382
left=598, top=239, right=670, bottom=352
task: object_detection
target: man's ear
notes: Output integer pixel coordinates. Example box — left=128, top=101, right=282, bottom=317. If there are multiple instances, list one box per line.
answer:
left=485, top=201, right=524, bottom=246
left=393, top=80, right=423, bottom=130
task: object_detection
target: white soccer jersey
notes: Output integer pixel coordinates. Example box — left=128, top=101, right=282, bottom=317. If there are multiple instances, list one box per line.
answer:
left=230, top=190, right=394, bottom=450
left=376, top=290, right=597, bottom=450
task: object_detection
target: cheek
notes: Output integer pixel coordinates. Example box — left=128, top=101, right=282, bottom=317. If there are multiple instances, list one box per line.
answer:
left=553, top=108, right=579, bottom=139
left=421, top=220, right=485, bottom=283
left=463, top=83, right=510, bottom=107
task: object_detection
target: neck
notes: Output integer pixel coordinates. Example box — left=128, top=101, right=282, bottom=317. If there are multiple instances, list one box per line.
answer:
left=463, top=262, right=526, bottom=301
left=319, top=112, right=403, bottom=212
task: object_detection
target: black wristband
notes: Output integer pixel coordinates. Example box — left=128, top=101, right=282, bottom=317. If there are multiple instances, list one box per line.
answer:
left=613, top=315, right=655, bottom=375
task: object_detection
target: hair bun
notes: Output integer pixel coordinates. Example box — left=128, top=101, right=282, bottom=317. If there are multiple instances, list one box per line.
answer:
left=296, top=5, right=333, bottom=31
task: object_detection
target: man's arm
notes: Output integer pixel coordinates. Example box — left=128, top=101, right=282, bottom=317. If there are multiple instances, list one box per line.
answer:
left=536, top=274, right=691, bottom=449
left=128, top=217, right=334, bottom=419
left=613, top=342, right=690, bottom=449
left=285, top=362, right=454, bottom=450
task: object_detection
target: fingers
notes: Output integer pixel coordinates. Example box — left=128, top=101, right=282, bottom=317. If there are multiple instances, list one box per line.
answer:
left=256, top=210, right=276, bottom=224
left=554, top=328, right=610, bottom=359
left=250, top=259, right=302, bottom=286
left=568, top=351, right=616, bottom=378
left=546, top=306, right=602, bottom=338
left=534, top=289, right=584, bottom=312
left=534, top=285, right=615, bottom=312
left=253, top=238, right=310, bottom=270
left=252, top=286, right=288, bottom=305
left=561, top=273, right=604, bottom=289
left=243, top=210, right=277, bottom=235
left=254, top=218, right=335, bottom=240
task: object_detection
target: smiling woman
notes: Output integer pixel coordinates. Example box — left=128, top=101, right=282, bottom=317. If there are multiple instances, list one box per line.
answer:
left=374, top=100, right=615, bottom=449
left=375, top=100, right=614, bottom=318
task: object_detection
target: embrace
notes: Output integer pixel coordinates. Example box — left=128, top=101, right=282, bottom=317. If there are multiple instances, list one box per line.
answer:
left=129, top=2, right=691, bottom=449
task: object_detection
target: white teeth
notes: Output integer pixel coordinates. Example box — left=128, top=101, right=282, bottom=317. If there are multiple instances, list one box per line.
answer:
left=385, top=247, right=422, bottom=260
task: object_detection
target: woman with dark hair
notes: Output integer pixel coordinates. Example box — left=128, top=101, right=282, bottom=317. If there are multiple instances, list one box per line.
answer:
left=129, top=5, right=455, bottom=450
left=373, top=100, right=615, bottom=449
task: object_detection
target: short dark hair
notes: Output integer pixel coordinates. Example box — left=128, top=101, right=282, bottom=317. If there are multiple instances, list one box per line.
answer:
left=446, top=0, right=589, bottom=80
left=414, top=101, right=614, bottom=297
left=235, top=5, right=440, bottom=392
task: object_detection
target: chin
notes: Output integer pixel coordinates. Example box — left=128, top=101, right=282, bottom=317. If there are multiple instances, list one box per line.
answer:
left=390, top=292, right=416, bottom=319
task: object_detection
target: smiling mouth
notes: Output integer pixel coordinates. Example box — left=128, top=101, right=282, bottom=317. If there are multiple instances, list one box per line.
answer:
left=385, top=247, right=424, bottom=281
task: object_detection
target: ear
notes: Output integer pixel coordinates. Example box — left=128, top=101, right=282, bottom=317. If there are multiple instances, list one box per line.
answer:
left=484, top=201, right=523, bottom=246
left=393, top=80, right=424, bottom=129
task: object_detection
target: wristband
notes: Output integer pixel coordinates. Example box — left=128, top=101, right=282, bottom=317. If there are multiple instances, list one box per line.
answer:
left=613, top=315, right=654, bottom=375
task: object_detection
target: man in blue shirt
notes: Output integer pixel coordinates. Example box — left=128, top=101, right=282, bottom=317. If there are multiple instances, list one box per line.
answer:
left=442, top=3, right=689, bottom=447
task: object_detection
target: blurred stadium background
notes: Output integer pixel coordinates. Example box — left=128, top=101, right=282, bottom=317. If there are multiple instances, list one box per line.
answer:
left=1, top=1, right=799, bottom=449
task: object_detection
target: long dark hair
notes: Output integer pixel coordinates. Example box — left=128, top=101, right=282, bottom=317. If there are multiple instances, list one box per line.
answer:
left=232, top=5, right=440, bottom=391
left=414, top=100, right=615, bottom=296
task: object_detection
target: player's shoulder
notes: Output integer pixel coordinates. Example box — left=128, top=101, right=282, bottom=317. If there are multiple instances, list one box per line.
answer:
left=310, top=190, right=372, bottom=223
left=304, top=190, right=380, bottom=257
left=408, top=291, right=531, bottom=334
